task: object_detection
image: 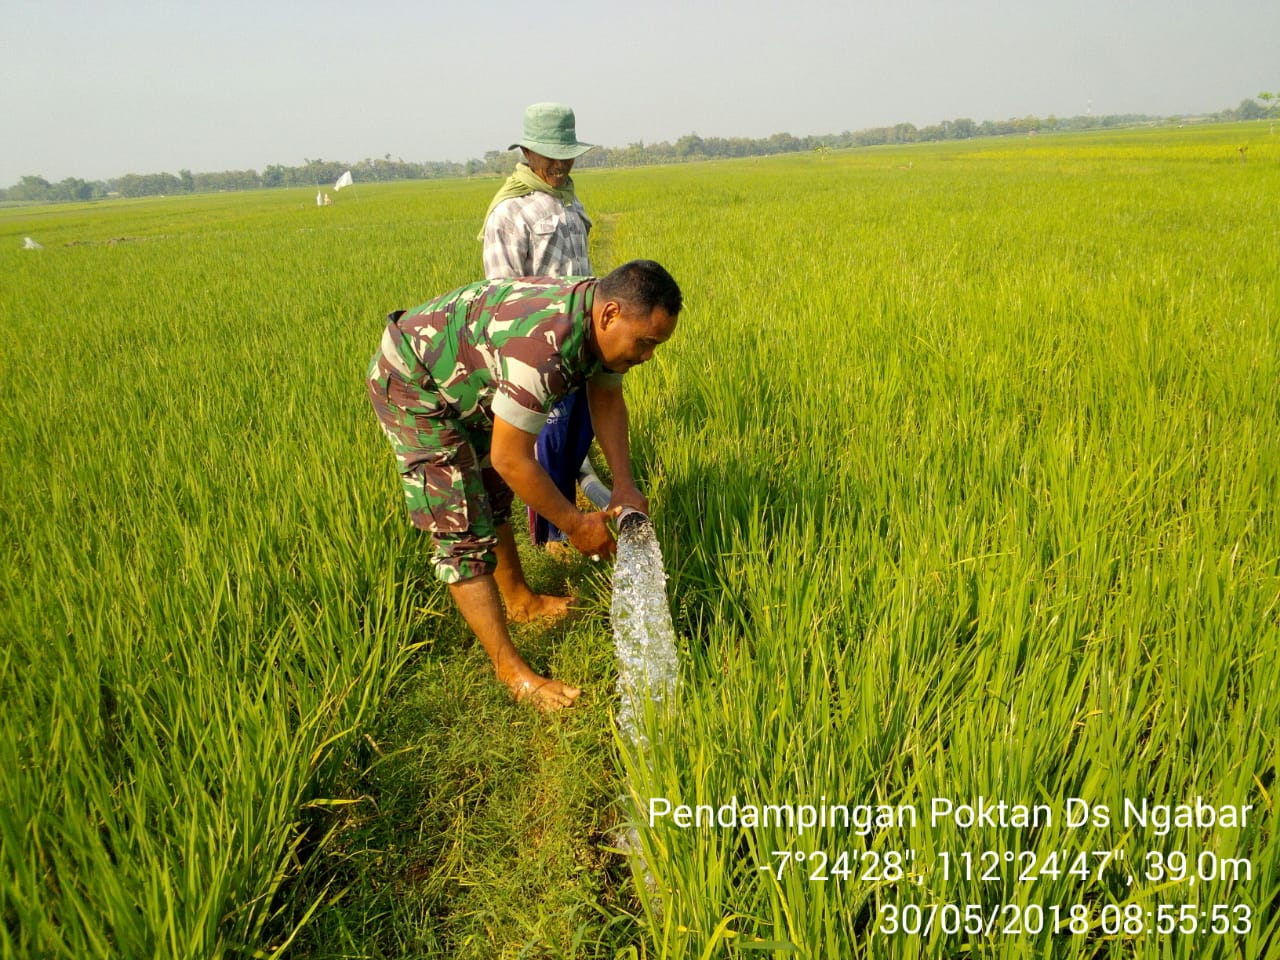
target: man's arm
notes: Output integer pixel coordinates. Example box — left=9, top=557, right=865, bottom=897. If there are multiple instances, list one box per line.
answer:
left=586, top=380, right=649, bottom=516
left=490, top=416, right=617, bottom=557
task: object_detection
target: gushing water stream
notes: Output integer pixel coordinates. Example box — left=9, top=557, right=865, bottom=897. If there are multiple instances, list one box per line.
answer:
left=603, top=505, right=680, bottom=901
left=610, top=509, right=680, bottom=747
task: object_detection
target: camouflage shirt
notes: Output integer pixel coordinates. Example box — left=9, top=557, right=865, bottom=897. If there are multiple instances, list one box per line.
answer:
left=380, top=277, right=623, bottom=435
left=482, top=191, right=592, bottom=279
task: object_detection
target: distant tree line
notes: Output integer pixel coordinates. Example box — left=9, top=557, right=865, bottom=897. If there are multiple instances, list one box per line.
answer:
left=0, top=156, right=477, bottom=203
left=576, top=113, right=1134, bottom=166
left=5, top=99, right=1276, bottom=204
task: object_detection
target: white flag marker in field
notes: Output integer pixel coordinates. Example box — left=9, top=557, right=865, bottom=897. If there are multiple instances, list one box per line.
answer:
left=334, top=170, right=354, bottom=190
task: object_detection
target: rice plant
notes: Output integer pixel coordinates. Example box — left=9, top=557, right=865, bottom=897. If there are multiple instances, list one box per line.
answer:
left=1, top=123, right=1276, bottom=958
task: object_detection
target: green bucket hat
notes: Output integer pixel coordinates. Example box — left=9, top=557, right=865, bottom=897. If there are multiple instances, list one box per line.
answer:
left=509, top=102, right=594, bottom=160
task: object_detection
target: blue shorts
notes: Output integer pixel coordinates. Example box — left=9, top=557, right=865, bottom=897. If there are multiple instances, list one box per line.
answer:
left=529, top=390, right=595, bottom=545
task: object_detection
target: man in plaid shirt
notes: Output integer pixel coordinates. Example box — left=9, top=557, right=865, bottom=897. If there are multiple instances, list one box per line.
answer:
left=481, top=103, right=602, bottom=550
left=481, top=102, right=593, bottom=278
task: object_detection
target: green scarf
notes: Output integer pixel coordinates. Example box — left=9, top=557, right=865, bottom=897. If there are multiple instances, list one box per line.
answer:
left=477, top=163, right=578, bottom=240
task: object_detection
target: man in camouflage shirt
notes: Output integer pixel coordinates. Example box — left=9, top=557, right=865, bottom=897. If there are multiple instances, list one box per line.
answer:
left=367, top=260, right=682, bottom=711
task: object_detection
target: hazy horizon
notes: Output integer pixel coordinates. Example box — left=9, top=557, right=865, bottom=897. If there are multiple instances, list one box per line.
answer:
left=3, top=0, right=1277, bottom=186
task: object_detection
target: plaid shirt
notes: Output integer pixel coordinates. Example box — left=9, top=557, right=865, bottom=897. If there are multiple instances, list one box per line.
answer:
left=482, top=191, right=592, bottom=279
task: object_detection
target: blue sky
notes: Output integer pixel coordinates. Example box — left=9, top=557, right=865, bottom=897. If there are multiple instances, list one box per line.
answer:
left=2, top=0, right=1277, bottom=185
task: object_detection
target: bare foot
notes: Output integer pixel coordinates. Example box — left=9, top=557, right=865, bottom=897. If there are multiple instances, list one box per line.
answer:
left=507, top=592, right=575, bottom=624
left=510, top=674, right=582, bottom=712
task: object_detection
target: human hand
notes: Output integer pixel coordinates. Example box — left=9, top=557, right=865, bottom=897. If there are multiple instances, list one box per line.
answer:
left=606, top=481, right=649, bottom=519
left=567, top=510, right=617, bottom=560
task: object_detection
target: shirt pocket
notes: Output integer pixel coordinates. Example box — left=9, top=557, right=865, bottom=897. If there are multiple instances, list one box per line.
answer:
left=386, top=373, right=450, bottom=419
left=531, top=212, right=565, bottom=236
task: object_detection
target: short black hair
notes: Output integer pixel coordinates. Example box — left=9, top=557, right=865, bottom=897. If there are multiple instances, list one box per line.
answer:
left=598, top=260, right=683, bottom=317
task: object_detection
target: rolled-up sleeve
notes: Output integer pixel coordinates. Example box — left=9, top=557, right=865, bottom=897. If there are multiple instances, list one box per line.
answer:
left=491, top=392, right=548, bottom=434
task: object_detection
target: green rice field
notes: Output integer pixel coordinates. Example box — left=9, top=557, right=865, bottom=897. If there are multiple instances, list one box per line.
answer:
left=1, top=123, right=1277, bottom=958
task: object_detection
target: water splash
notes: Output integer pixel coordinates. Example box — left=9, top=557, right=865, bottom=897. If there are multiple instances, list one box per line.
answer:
left=610, top=509, right=680, bottom=748
left=608, top=507, right=679, bottom=911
